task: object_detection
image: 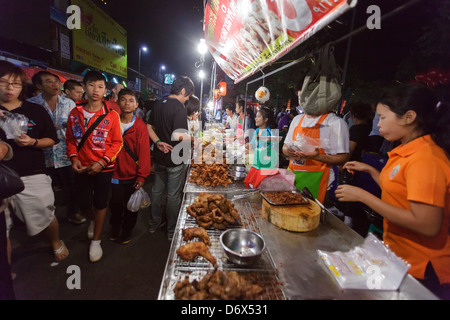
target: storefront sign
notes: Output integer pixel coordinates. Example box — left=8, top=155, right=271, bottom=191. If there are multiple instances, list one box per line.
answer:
left=60, top=33, right=71, bottom=60
left=72, top=0, right=127, bottom=77
left=204, top=0, right=355, bottom=83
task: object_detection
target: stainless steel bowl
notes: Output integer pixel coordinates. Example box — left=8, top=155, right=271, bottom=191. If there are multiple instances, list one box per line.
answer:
left=230, top=170, right=246, bottom=181
left=220, top=229, right=266, bottom=265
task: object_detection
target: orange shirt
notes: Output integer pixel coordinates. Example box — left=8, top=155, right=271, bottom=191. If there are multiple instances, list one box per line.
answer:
left=380, top=135, right=450, bottom=283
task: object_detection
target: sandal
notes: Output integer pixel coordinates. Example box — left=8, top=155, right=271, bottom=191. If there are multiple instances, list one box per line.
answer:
left=54, top=240, right=69, bottom=261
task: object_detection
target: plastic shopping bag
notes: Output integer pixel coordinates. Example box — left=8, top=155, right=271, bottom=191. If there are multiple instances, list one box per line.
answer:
left=127, top=188, right=151, bottom=212
left=317, top=233, right=410, bottom=290
left=0, top=111, right=29, bottom=139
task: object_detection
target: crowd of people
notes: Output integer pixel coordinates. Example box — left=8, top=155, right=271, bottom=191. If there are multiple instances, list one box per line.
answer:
left=0, top=58, right=449, bottom=300
left=0, top=61, right=158, bottom=298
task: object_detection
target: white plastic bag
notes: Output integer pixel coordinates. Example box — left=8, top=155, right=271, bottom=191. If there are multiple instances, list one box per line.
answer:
left=317, top=233, right=410, bottom=290
left=285, top=133, right=322, bottom=153
left=286, top=132, right=332, bottom=154
left=127, top=188, right=151, bottom=212
left=258, top=169, right=296, bottom=191
left=0, top=111, right=29, bottom=139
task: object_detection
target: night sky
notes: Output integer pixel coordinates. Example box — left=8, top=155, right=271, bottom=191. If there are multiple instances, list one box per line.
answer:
left=100, top=0, right=205, bottom=78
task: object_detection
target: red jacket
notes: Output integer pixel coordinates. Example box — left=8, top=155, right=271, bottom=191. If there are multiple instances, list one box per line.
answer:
left=106, top=100, right=121, bottom=115
left=66, top=101, right=123, bottom=172
left=113, top=116, right=151, bottom=182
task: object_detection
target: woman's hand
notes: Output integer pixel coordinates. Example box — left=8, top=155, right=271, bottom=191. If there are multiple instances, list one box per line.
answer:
left=343, top=161, right=372, bottom=175
left=335, top=184, right=368, bottom=202
left=14, top=133, right=35, bottom=147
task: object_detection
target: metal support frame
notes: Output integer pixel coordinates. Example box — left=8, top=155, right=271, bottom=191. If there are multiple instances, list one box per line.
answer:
left=242, top=0, right=423, bottom=109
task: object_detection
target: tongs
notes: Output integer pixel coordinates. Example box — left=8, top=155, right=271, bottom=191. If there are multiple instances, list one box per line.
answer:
left=301, top=187, right=327, bottom=224
left=231, top=189, right=259, bottom=201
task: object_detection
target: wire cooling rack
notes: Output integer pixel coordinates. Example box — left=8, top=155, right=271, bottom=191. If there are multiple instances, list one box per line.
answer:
left=158, top=193, right=285, bottom=300
left=183, top=166, right=249, bottom=194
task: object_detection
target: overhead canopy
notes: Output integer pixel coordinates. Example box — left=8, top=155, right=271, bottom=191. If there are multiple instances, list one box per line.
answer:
left=204, top=0, right=356, bottom=84
left=21, top=66, right=83, bottom=84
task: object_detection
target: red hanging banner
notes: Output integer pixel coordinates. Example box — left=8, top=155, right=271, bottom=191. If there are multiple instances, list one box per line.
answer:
left=204, top=0, right=356, bottom=83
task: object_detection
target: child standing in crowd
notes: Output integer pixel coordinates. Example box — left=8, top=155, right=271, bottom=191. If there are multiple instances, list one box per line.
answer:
left=66, top=71, right=123, bottom=262
left=109, top=88, right=151, bottom=244
left=0, top=61, right=68, bottom=262
left=335, top=84, right=450, bottom=299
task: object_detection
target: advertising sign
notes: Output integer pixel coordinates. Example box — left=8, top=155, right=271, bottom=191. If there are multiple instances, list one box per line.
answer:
left=72, top=0, right=127, bottom=77
left=204, top=0, right=355, bottom=83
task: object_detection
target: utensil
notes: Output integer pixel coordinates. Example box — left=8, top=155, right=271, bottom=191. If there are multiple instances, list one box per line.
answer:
left=302, top=187, right=327, bottom=223
left=220, top=229, right=266, bottom=265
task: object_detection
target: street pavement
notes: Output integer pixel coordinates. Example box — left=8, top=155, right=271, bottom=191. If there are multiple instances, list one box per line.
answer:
left=9, top=177, right=171, bottom=300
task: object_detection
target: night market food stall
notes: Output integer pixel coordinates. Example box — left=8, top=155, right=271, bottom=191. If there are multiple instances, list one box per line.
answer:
left=157, top=0, right=438, bottom=300
left=158, top=133, right=436, bottom=300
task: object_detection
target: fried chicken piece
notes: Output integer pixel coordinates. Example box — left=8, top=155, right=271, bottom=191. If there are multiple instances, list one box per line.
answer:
left=222, top=211, right=236, bottom=224
left=197, top=214, right=213, bottom=228
left=212, top=208, right=224, bottom=223
left=187, top=193, right=241, bottom=230
left=188, top=163, right=232, bottom=187
left=173, top=270, right=264, bottom=300
left=230, top=208, right=241, bottom=225
left=176, top=241, right=217, bottom=266
left=212, top=222, right=227, bottom=230
left=182, top=227, right=211, bottom=246
left=243, top=285, right=264, bottom=300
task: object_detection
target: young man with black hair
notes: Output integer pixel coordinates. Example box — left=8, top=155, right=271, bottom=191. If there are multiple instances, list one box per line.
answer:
left=28, top=71, right=86, bottom=225
left=108, top=88, right=151, bottom=244
left=66, top=70, right=123, bottom=262
left=147, top=76, right=194, bottom=240
left=106, top=83, right=123, bottom=115
left=63, top=79, right=83, bottom=102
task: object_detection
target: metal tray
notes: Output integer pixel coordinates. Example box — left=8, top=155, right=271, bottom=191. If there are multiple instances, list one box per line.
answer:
left=184, top=167, right=248, bottom=194
left=260, top=190, right=310, bottom=206
left=158, top=193, right=285, bottom=300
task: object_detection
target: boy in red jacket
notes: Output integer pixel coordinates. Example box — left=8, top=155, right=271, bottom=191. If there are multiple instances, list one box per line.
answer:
left=109, top=88, right=151, bottom=244
left=66, top=71, right=123, bottom=262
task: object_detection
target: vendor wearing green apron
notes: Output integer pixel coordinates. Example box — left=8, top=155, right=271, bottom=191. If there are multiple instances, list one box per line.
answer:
left=244, top=107, right=279, bottom=189
left=246, top=107, right=278, bottom=169
left=282, top=111, right=350, bottom=203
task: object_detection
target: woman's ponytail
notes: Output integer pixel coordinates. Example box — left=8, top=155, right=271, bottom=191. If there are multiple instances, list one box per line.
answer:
left=378, top=84, right=450, bottom=157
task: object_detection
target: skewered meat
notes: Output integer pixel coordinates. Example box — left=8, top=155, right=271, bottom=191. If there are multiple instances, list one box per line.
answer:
left=182, top=227, right=211, bottom=246
left=176, top=241, right=217, bottom=267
